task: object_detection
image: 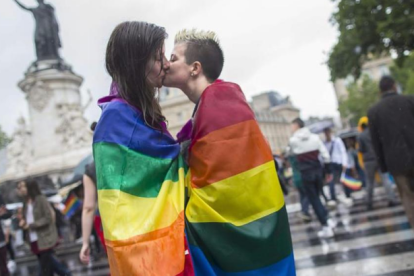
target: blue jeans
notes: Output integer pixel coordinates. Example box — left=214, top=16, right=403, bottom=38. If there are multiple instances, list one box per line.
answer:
left=329, top=163, right=353, bottom=200
left=298, top=187, right=310, bottom=216
left=302, top=170, right=328, bottom=226
left=364, top=161, right=397, bottom=206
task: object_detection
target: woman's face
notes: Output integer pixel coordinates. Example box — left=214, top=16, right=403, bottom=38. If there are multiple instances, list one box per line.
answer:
left=163, top=43, right=192, bottom=89
left=16, top=182, right=27, bottom=197
left=146, top=43, right=169, bottom=88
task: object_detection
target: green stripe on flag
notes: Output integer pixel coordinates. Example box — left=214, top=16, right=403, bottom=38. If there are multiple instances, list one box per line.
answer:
left=186, top=205, right=293, bottom=272
left=94, top=142, right=185, bottom=198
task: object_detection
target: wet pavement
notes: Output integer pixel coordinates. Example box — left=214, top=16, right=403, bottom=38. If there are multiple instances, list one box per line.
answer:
left=289, top=188, right=414, bottom=276
left=12, top=187, right=414, bottom=276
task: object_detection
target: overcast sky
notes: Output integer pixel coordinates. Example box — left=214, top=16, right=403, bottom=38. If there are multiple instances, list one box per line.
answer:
left=0, top=0, right=339, bottom=135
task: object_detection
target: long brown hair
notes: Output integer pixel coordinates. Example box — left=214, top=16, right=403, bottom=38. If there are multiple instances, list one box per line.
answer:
left=106, top=21, right=167, bottom=129
left=22, top=178, right=42, bottom=200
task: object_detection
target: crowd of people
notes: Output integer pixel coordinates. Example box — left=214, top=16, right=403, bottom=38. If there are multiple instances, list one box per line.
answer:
left=1, top=19, right=414, bottom=276
left=281, top=75, right=414, bottom=240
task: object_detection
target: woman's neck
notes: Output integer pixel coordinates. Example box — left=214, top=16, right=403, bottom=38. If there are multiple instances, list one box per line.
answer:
left=182, top=77, right=213, bottom=104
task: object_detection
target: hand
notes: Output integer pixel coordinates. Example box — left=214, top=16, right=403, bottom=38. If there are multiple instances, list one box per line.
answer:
left=325, top=174, right=333, bottom=183
left=19, top=219, right=28, bottom=230
left=79, top=243, right=91, bottom=264
left=16, top=209, right=23, bottom=220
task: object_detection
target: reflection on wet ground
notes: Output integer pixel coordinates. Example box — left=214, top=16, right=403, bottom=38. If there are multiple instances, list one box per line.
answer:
left=13, top=188, right=414, bottom=276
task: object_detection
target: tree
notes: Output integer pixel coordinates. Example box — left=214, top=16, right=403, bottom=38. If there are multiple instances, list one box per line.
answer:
left=338, top=75, right=379, bottom=126
left=328, top=0, right=414, bottom=81
left=391, top=52, right=414, bottom=95
left=0, top=125, right=10, bottom=149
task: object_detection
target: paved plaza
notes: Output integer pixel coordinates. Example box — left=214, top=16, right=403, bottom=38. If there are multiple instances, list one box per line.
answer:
left=10, top=188, right=413, bottom=276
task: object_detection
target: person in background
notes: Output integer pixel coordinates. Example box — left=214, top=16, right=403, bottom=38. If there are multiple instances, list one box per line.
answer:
left=368, top=75, right=414, bottom=229
left=358, top=119, right=398, bottom=210
left=80, top=120, right=105, bottom=264
left=344, top=138, right=360, bottom=196
left=16, top=179, right=70, bottom=276
left=79, top=160, right=99, bottom=264
left=287, top=153, right=310, bottom=223
left=0, top=194, right=12, bottom=276
left=3, top=217, right=16, bottom=274
left=274, top=155, right=289, bottom=196
left=289, top=118, right=335, bottom=238
left=323, top=128, right=349, bottom=206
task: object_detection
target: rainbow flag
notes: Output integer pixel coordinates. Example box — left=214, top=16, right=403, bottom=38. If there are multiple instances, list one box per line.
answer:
left=340, top=173, right=363, bottom=190
left=184, top=81, right=296, bottom=275
left=94, top=97, right=187, bottom=275
left=62, top=193, right=81, bottom=218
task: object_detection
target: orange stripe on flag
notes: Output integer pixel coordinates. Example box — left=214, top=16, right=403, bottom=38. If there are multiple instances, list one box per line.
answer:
left=105, top=212, right=185, bottom=276
left=189, top=120, right=273, bottom=189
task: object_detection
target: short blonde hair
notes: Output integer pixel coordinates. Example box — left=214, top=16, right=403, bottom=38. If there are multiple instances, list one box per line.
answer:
left=174, top=29, right=224, bottom=81
left=174, top=29, right=220, bottom=45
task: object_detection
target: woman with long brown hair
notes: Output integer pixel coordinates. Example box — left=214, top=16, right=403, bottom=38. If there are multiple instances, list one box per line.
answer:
left=93, top=21, right=190, bottom=275
left=17, top=179, right=70, bottom=276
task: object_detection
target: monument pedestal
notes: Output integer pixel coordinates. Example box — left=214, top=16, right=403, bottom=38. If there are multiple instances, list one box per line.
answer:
left=0, top=60, right=92, bottom=183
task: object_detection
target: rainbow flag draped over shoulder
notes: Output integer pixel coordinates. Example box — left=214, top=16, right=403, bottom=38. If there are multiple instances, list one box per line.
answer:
left=184, top=81, right=296, bottom=275
left=93, top=94, right=187, bottom=275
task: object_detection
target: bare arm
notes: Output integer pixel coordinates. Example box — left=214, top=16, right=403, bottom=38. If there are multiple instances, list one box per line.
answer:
left=80, top=174, right=97, bottom=264
left=14, top=0, right=32, bottom=11
left=81, top=174, right=97, bottom=246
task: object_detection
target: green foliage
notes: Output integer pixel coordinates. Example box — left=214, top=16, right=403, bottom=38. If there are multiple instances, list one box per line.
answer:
left=328, top=0, right=414, bottom=81
left=338, top=75, right=379, bottom=125
left=0, top=125, right=10, bottom=149
left=391, top=52, right=414, bottom=95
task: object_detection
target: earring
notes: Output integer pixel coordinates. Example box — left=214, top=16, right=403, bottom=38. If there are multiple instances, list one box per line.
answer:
left=191, top=73, right=194, bottom=77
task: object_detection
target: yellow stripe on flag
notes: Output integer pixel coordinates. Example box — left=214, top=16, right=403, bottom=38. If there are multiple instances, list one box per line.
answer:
left=98, top=168, right=185, bottom=241
left=186, top=161, right=285, bottom=226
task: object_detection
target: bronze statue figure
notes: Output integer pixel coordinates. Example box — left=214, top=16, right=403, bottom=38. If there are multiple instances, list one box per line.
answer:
left=14, top=0, right=62, bottom=61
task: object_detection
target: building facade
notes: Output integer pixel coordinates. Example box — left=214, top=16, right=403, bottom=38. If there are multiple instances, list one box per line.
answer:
left=333, top=56, right=393, bottom=102
left=333, top=56, right=393, bottom=127
left=160, top=88, right=300, bottom=154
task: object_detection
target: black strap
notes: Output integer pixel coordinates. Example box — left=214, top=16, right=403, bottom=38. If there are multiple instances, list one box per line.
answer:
left=191, top=99, right=201, bottom=118
left=329, top=140, right=336, bottom=157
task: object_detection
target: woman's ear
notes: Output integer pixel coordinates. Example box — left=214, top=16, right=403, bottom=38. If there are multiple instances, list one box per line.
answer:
left=191, top=61, right=202, bottom=77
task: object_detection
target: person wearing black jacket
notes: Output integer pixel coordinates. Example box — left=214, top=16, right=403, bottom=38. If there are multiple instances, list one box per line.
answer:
left=0, top=194, right=12, bottom=276
left=368, top=76, right=414, bottom=229
left=358, top=122, right=398, bottom=210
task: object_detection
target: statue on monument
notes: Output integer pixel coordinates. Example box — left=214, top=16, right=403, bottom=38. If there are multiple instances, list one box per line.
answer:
left=14, top=0, right=62, bottom=61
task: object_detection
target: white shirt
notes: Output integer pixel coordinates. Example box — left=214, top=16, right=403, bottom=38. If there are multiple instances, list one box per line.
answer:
left=324, top=136, right=348, bottom=167
left=26, top=202, right=38, bottom=242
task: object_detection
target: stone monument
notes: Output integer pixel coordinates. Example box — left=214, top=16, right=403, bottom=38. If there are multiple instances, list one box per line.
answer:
left=0, top=0, right=92, bottom=188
